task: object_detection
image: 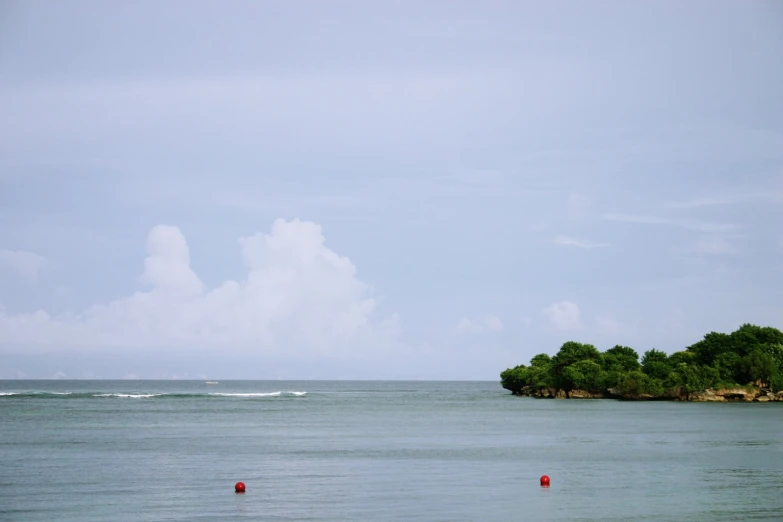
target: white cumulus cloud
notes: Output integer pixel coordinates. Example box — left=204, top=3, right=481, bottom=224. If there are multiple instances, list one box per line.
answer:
left=542, top=301, right=582, bottom=331
left=0, top=219, right=401, bottom=358
left=139, top=225, right=204, bottom=294
left=0, top=249, right=47, bottom=280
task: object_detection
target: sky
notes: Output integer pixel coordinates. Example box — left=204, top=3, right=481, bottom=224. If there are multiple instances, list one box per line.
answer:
left=1, top=0, right=782, bottom=380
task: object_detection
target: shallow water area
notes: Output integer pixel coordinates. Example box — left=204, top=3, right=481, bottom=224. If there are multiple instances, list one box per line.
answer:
left=1, top=380, right=782, bottom=521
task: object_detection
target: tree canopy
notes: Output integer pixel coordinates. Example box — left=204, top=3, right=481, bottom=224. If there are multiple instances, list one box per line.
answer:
left=500, top=324, right=783, bottom=397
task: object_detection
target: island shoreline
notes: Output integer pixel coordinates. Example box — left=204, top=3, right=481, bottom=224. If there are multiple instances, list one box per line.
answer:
left=505, top=384, right=783, bottom=402
left=500, top=324, right=783, bottom=403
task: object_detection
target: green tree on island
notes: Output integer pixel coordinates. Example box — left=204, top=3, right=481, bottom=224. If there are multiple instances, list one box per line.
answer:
left=500, top=324, right=783, bottom=400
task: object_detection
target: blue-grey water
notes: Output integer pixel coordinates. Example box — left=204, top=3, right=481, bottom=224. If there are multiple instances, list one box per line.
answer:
left=1, top=380, right=782, bottom=521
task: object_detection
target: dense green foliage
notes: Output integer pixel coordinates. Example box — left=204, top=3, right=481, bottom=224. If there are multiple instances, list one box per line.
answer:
left=500, top=324, right=783, bottom=396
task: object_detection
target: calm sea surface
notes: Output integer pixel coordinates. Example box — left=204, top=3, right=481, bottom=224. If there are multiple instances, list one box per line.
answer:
left=1, top=380, right=782, bottom=521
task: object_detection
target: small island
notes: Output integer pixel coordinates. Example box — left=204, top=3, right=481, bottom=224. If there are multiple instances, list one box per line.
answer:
left=500, top=323, right=783, bottom=402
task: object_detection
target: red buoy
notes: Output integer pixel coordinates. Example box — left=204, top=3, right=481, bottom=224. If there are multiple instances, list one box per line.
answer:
left=235, top=481, right=246, bottom=493
left=540, top=475, right=550, bottom=487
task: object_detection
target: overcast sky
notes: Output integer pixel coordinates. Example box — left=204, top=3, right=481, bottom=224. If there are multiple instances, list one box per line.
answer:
left=1, top=0, right=782, bottom=380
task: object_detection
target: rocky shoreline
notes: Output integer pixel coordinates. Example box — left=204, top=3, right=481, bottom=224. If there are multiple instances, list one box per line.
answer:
left=510, top=385, right=783, bottom=402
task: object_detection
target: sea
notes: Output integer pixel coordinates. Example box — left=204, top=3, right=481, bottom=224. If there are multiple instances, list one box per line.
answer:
left=1, top=380, right=782, bottom=521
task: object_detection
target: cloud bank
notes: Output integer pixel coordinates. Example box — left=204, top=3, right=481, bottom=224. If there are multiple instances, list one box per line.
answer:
left=0, top=219, right=400, bottom=358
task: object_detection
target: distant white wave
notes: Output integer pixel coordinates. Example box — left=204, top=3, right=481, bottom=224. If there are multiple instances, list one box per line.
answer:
left=209, top=392, right=282, bottom=397
left=209, top=391, right=306, bottom=397
left=93, top=393, right=162, bottom=399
